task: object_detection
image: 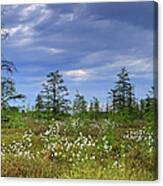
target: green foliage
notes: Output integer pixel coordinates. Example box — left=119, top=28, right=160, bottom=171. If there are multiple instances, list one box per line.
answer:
left=1, top=66, right=157, bottom=180
left=1, top=15, right=25, bottom=109
left=38, top=70, right=70, bottom=119
left=109, top=67, right=135, bottom=112
left=2, top=155, right=59, bottom=178
left=73, top=90, right=87, bottom=114
left=2, top=109, right=26, bottom=128
left=1, top=117, right=157, bottom=180
left=35, top=94, right=44, bottom=112
left=89, top=97, right=100, bottom=112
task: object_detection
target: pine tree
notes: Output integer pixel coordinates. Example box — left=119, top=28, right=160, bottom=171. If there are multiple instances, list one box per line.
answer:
left=93, top=97, right=100, bottom=112
left=145, top=86, right=156, bottom=113
left=1, top=9, right=24, bottom=109
left=106, top=99, right=109, bottom=112
left=1, top=78, right=24, bottom=109
left=109, top=67, right=135, bottom=112
left=90, top=97, right=100, bottom=112
left=89, top=101, right=94, bottom=112
left=35, top=94, right=44, bottom=112
left=73, top=90, right=87, bottom=114
left=40, top=70, right=70, bottom=117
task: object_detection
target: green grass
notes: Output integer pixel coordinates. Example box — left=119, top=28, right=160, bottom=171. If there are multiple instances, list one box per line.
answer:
left=1, top=117, right=157, bottom=180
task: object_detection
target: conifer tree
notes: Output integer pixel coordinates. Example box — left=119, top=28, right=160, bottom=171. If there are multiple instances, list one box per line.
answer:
left=40, top=70, right=70, bottom=117
left=89, top=101, right=94, bottom=112
left=90, top=97, right=100, bottom=112
left=106, top=99, right=109, bottom=112
left=93, top=97, right=100, bottom=112
left=1, top=9, right=25, bottom=109
left=35, top=94, right=44, bottom=112
left=109, top=67, right=135, bottom=112
left=73, top=90, right=87, bottom=114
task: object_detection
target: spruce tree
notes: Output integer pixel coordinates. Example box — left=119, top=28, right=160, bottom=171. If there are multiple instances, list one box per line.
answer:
left=89, top=101, right=94, bottom=112
left=40, top=70, right=70, bottom=117
left=90, top=97, right=100, bottom=112
left=35, top=94, right=44, bottom=112
left=1, top=9, right=24, bottom=109
left=93, top=97, right=100, bottom=112
left=73, top=90, right=87, bottom=114
left=109, top=67, right=135, bottom=112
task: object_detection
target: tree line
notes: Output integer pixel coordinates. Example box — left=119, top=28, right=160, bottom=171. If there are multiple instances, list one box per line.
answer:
left=33, top=68, right=156, bottom=119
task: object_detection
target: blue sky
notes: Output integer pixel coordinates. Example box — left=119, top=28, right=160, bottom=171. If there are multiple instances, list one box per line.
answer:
left=2, top=2, right=156, bottom=108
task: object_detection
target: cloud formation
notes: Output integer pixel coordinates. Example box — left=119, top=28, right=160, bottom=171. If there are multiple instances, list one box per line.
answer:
left=2, top=2, right=155, bottom=104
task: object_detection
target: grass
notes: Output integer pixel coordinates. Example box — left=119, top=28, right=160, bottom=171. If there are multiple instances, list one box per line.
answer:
left=1, top=117, right=157, bottom=180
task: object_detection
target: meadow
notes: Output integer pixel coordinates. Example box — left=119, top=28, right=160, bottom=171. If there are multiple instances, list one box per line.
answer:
left=1, top=111, right=157, bottom=180
left=1, top=2, right=158, bottom=180
left=1, top=67, right=157, bottom=180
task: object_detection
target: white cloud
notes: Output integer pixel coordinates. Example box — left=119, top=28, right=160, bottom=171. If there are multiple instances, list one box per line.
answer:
left=80, top=50, right=113, bottom=65
left=5, top=4, right=52, bottom=48
left=19, top=4, right=46, bottom=19
left=112, top=56, right=153, bottom=73
left=57, top=13, right=75, bottom=24
left=47, top=48, right=65, bottom=55
left=80, top=49, right=152, bottom=73
left=65, top=52, right=153, bottom=82
left=6, top=23, right=36, bottom=47
left=27, top=46, right=65, bottom=55
left=7, top=24, right=34, bottom=37
left=64, top=69, right=89, bottom=81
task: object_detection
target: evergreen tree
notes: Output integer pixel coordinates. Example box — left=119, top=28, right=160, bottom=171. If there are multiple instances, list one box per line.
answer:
left=1, top=78, right=24, bottom=109
left=35, top=94, right=44, bottom=112
left=93, top=97, right=100, bottom=112
left=1, top=9, right=24, bottom=109
left=89, top=101, right=94, bottom=112
left=40, top=70, right=70, bottom=117
left=145, top=86, right=156, bottom=113
left=73, top=90, right=87, bottom=114
left=106, top=99, right=109, bottom=113
left=90, top=97, right=100, bottom=112
left=109, top=67, right=135, bottom=112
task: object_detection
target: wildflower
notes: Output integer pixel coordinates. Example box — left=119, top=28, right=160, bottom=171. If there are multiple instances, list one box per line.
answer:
left=79, top=132, right=83, bottom=136
left=113, top=160, right=119, bottom=168
left=91, top=156, right=95, bottom=160
left=44, top=130, right=51, bottom=136
left=69, top=158, right=72, bottom=162
left=104, top=143, right=109, bottom=150
left=77, top=153, right=80, bottom=158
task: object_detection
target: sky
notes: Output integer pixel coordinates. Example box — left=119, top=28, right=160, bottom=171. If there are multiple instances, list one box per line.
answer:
left=2, top=2, right=156, bottom=108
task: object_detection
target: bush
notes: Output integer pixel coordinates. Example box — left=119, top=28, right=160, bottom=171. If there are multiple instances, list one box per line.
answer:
left=2, top=110, right=26, bottom=128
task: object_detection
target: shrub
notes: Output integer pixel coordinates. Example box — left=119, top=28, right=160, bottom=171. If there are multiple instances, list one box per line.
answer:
left=3, top=111, right=26, bottom=128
